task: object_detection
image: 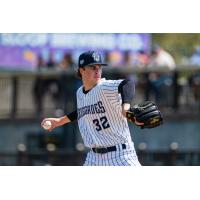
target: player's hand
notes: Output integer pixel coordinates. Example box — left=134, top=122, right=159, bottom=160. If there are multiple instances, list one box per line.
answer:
left=126, top=101, right=163, bottom=129
left=122, top=103, right=131, bottom=118
left=41, top=118, right=60, bottom=132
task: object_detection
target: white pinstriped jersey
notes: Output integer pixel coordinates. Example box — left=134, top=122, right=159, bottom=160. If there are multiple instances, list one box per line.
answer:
left=76, top=78, right=133, bottom=148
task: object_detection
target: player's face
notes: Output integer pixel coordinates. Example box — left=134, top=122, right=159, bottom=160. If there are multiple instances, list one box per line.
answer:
left=81, top=64, right=102, bottom=83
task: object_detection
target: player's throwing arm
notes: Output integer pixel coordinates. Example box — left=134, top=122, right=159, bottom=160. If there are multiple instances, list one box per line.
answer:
left=41, top=116, right=70, bottom=132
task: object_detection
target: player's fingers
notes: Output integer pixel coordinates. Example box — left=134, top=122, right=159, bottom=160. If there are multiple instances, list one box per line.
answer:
left=41, top=119, right=52, bottom=131
left=134, top=117, right=144, bottom=125
left=127, top=118, right=134, bottom=123
left=41, top=118, right=48, bottom=126
left=47, top=121, right=57, bottom=132
left=41, top=120, right=45, bottom=127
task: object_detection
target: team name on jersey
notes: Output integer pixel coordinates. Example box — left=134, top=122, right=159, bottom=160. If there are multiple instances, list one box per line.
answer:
left=77, top=101, right=106, bottom=120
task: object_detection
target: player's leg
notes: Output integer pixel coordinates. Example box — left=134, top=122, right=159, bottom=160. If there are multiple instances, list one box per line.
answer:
left=119, top=149, right=141, bottom=166
left=107, top=147, right=141, bottom=166
left=112, top=156, right=141, bottom=166
left=83, top=151, right=98, bottom=166
left=120, top=156, right=141, bottom=166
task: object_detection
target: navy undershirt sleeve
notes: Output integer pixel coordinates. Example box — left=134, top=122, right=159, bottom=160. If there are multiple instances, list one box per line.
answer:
left=118, top=78, right=135, bottom=104
left=67, top=110, right=78, bottom=122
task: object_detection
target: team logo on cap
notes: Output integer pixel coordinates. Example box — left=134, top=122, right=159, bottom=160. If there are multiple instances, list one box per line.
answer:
left=92, top=52, right=100, bottom=62
left=80, top=59, right=84, bottom=65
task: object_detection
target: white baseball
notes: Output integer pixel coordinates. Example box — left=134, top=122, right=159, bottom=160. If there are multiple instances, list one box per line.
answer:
left=43, top=120, right=52, bottom=130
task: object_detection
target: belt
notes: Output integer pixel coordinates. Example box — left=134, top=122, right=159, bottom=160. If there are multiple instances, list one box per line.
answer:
left=92, top=144, right=126, bottom=154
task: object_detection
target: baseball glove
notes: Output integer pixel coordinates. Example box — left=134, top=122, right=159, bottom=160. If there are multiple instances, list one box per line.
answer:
left=126, top=101, right=163, bottom=129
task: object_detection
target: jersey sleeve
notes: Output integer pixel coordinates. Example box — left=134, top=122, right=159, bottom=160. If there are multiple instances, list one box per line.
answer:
left=101, top=79, right=124, bottom=92
left=67, top=110, right=78, bottom=122
left=101, top=79, right=124, bottom=104
left=118, top=79, right=135, bottom=104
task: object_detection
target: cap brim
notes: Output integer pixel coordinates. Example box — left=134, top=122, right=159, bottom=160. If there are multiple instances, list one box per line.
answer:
left=85, top=63, right=108, bottom=67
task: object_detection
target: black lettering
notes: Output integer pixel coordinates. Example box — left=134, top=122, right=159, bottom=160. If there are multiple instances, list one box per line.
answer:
left=91, top=105, right=95, bottom=114
left=94, top=103, right=100, bottom=113
left=87, top=105, right=91, bottom=114
left=98, top=101, right=105, bottom=113
left=82, top=107, right=85, bottom=116
left=86, top=106, right=90, bottom=115
left=78, top=101, right=106, bottom=119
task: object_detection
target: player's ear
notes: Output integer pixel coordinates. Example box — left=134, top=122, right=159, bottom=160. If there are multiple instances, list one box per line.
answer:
left=79, top=67, right=85, bottom=75
left=78, top=68, right=82, bottom=78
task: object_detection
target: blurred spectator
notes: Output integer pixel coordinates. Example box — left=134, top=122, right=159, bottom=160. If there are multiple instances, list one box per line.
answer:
left=177, top=48, right=200, bottom=107
left=124, top=51, right=133, bottom=66
left=148, top=44, right=175, bottom=69
left=103, top=51, right=125, bottom=79
left=45, top=52, right=62, bottom=109
left=188, top=72, right=200, bottom=104
left=58, top=52, right=75, bottom=71
left=190, top=46, right=200, bottom=65
left=131, top=50, right=150, bottom=96
left=106, top=50, right=124, bottom=67
left=123, top=51, right=138, bottom=86
left=57, top=53, right=78, bottom=114
left=132, top=50, right=150, bottom=68
left=189, top=46, right=200, bottom=104
left=33, top=54, right=46, bottom=116
left=47, top=52, right=57, bottom=69
left=35, top=54, right=46, bottom=71
left=104, top=51, right=111, bottom=65
left=189, top=74, right=200, bottom=102
left=146, top=44, right=176, bottom=105
left=33, top=52, right=62, bottom=117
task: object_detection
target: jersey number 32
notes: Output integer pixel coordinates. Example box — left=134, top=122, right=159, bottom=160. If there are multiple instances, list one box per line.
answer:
left=93, top=116, right=110, bottom=131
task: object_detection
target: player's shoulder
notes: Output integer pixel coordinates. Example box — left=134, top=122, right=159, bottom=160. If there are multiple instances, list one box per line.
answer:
left=76, top=85, right=83, bottom=95
left=100, top=78, right=124, bottom=87
left=99, top=78, right=124, bottom=93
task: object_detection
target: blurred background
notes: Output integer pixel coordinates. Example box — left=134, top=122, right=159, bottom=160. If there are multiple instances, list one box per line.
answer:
left=0, top=33, right=200, bottom=166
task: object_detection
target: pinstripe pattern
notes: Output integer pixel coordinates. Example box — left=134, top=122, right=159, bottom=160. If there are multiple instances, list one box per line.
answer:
left=77, top=78, right=141, bottom=166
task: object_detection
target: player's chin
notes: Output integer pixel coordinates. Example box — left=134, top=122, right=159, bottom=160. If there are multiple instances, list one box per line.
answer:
left=94, top=74, right=101, bottom=79
left=93, top=77, right=101, bottom=82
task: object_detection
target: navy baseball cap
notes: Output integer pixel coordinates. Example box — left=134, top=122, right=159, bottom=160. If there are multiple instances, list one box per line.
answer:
left=78, top=51, right=107, bottom=68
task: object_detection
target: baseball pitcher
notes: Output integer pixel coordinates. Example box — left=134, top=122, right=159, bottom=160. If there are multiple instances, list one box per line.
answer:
left=41, top=51, right=163, bottom=166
